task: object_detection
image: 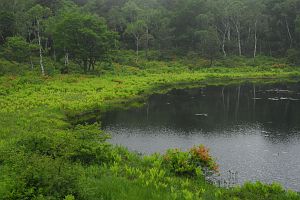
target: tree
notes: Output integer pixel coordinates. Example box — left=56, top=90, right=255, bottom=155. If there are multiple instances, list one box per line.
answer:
left=125, top=20, right=147, bottom=62
left=122, top=0, right=141, bottom=23
left=139, top=7, right=163, bottom=59
left=36, top=0, right=62, bottom=12
left=1, top=36, right=37, bottom=64
left=244, top=0, right=266, bottom=58
left=0, top=12, right=16, bottom=44
left=286, top=48, right=300, bottom=65
left=295, top=15, right=300, bottom=49
left=1, top=0, right=300, bottom=66
left=52, top=12, right=116, bottom=73
left=106, top=7, right=126, bottom=48
left=287, top=14, right=300, bottom=65
left=212, top=0, right=231, bottom=57
left=195, top=28, right=220, bottom=65
left=27, top=4, right=51, bottom=75
left=229, top=0, right=246, bottom=56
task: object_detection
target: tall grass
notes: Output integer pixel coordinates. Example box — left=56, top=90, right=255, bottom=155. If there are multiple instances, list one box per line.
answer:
left=0, top=58, right=299, bottom=199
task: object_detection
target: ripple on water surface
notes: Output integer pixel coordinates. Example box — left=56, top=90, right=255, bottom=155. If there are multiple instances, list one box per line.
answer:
left=103, top=82, right=300, bottom=191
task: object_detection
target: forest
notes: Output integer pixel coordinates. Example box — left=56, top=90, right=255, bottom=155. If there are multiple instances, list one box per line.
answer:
left=0, top=0, right=300, bottom=74
left=1, top=0, right=300, bottom=200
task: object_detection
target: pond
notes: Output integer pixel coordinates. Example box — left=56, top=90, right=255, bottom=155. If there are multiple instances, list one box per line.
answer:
left=102, top=81, right=300, bottom=191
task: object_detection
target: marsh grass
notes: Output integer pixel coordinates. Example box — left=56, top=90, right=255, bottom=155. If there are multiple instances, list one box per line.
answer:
left=0, top=61, right=300, bottom=199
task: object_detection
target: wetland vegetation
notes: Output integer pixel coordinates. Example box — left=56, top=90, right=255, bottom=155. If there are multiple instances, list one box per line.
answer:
left=1, top=0, right=300, bottom=199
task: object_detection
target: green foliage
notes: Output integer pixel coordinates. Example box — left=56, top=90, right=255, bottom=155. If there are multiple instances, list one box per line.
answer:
left=162, top=145, right=218, bottom=176
left=163, top=149, right=197, bottom=175
left=219, top=182, right=300, bottom=200
left=67, top=124, right=113, bottom=165
left=0, top=11, right=15, bottom=44
left=27, top=4, right=51, bottom=21
left=1, top=36, right=37, bottom=63
left=195, top=27, right=220, bottom=64
left=52, top=12, right=117, bottom=72
left=0, top=154, right=80, bottom=199
left=126, top=20, right=147, bottom=37
left=0, top=54, right=300, bottom=199
left=286, top=49, right=300, bottom=65
left=0, top=0, right=300, bottom=198
left=1, top=0, right=300, bottom=65
left=76, top=171, right=174, bottom=200
left=0, top=59, right=23, bottom=76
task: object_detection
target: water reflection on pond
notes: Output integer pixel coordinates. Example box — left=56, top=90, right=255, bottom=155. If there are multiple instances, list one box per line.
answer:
left=102, top=81, right=300, bottom=191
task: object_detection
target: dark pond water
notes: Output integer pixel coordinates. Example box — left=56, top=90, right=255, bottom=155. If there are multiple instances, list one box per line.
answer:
left=102, top=81, right=300, bottom=191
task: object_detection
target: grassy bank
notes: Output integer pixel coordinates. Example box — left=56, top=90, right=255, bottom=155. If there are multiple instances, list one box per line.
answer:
left=0, top=65, right=300, bottom=199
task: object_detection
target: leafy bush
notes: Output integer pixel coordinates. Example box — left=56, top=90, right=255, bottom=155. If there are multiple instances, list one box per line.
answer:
left=0, top=59, right=22, bottom=75
left=64, top=124, right=113, bottom=165
left=219, top=182, right=300, bottom=200
left=163, top=149, right=196, bottom=175
left=0, top=154, right=80, bottom=199
left=0, top=36, right=37, bottom=63
left=162, top=145, right=218, bottom=176
left=111, top=50, right=138, bottom=66
left=190, top=145, right=219, bottom=173
left=0, top=57, right=61, bottom=76
left=213, top=55, right=286, bottom=68
left=286, top=49, right=300, bottom=65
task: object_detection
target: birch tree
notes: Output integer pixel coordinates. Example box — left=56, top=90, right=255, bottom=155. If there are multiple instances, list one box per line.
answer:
left=27, top=5, right=51, bottom=75
left=229, top=0, right=245, bottom=56
left=244, top=0, right=265, bottom=58
left=212, top=0, right=231, bottom=57
left=125, top=20, right=147, bottom=62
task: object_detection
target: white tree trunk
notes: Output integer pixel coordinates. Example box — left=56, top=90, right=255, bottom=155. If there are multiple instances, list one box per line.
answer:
left=254, top=20, right=257, bottom=58
left=235, top=22, right=242, bottom=56
left=146, top=26, right=149, bottom=59
left=222, top=30, right=227, bottom=57
left=248, top=26, right=251, bottom=41
left=285, top=17, right=293, bottom=48
left=65, top=52, right=69, bottom=68
left=37, top=20, right=45, bottom=76
left=136, top=36, right=139, bottom=63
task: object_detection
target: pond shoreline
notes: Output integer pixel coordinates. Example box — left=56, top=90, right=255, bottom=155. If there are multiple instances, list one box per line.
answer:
left=1, top=67, right=300, bottom=199
left=102, top=81, right=300, bottom=191
left=71, top=76, right=300, bottom=126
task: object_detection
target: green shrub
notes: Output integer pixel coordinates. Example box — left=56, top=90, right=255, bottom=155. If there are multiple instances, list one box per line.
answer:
left=111, top=50, right=138, bottom=66
left=163, top=149, right=196, bottom=175
left=220, top=182, right=300, bottom=200
left=1, top=36, right=37, bottom=63
left=67, top=124, right=114, bottom=165
left=162, top=145, right=218, bottom=176
left=0, top=154, right=80, bottom=200
left=286, top=49, right=300, bottom=65
left=0, top=59, right=24, bottom=75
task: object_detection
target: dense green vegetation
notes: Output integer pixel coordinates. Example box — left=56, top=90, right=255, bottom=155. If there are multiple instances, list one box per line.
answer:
left=1, top=0, right=300, bottom=199
left=1, top=0, right=300, bottom=75
left=1, top=64, right=300, bottom=199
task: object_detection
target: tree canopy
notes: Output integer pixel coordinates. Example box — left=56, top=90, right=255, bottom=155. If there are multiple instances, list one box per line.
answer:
left=52, top=12, right=116, bottom=72
left=0, top=0, right=300, bottom=74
